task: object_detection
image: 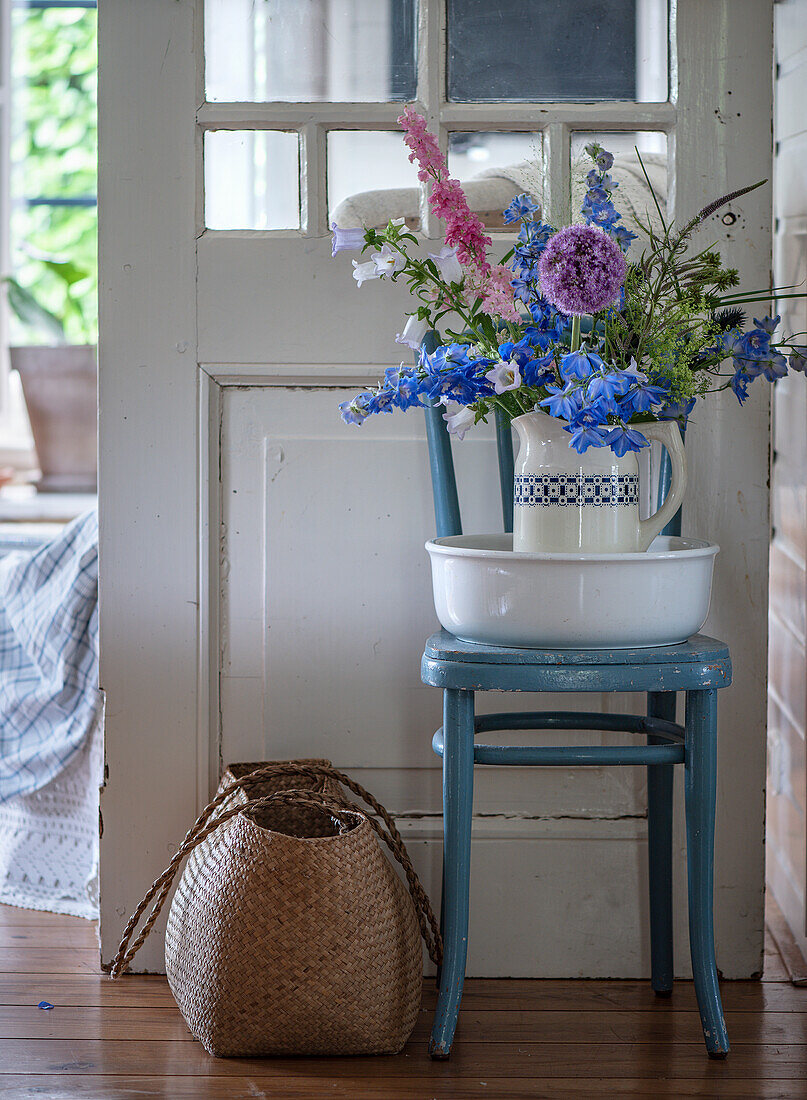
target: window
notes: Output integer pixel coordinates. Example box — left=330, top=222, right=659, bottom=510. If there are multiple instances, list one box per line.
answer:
left=200, top=0, right=671, bottom=239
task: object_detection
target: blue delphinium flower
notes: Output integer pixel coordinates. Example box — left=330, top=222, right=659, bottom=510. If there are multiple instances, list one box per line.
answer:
left=498, top=336, right=538, bottom=367
left=503, top=193, right=541, bottom=224
left=559, top=349, right=605, bottom=382
left=522, top=350, right=557, bottom=387
left=540, top=381, right=584, bottom=421
left=517, top=220, right=556, bottom=254
left=520, top=325, right=553, bottom=351
left=719, top=329, right=743, bottom=357
left=420, top=344, right=491, bottom=404
left=753, top=314, right=780, bottom=336
left=789, top=347, right=807, bottom=373
left=611, top=225, right=637, bottom=251
left=339, top=392, right=372, bottom=424
left=366, top=388, right=396, bottom=415
left=658, top=397, right=696, bottom=423
left=730, top=370, right=752, bottom=405
left=723, top=322, right=791, bottom=384
left=584, top=201, right=620, bottom=231
left=735, top=327, right=770, bottom=364
left=587, top=369, right=631, bottom=403
left=511, top=221, right=556, bottom=304
left=580, top=144, right=636, bottom=253
left=618, top=377, right=670, bottom=415
left=510, top=277, right=537, bottom=306
left=564, top=400, right=611, bottom=453
left=528, top=296, right=568, bottom=341
left=604, top=424, right=649, bottom=456
left=586, top=144, right=613, bottom=172
left=420, top=343, right=469, bottom=386
left=382, top=365, right=423, bottom=410
left=760, top=351, right=788, bottom=382
left=739, top=328, right=770, bottom=355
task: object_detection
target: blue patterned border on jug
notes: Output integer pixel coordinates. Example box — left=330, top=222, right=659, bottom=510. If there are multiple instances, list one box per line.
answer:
left=514, top=473, right=640, bottom=507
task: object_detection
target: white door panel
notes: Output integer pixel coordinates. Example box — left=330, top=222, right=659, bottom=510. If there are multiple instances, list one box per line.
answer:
left=197, top=237, right=415, bottom=365
left=217, top=385, right=644, bottom=823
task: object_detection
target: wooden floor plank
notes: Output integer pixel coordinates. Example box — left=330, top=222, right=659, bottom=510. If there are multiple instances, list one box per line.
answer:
left=0, top=927, right=98, bottom=950
left=0, top=1005, right=194, bottom=1041
left=0, top=948, right=100, bottom=975
left=1, top=1004, right=806, bottom=1046
left=3, top=1038, right=807, bottom=1079
left=2, top=974, right=805, bottom=1011
left=0, top=906, right=91, bottom=928
left=0, top=975, right=177, bottom=1008
left=0, top=1077, right=803, bottom=1100
left=422, top=978, right=807, bottom=1013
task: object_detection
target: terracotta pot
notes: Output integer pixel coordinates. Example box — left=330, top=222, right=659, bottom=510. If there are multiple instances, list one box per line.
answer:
left=11, top=345, right=97, bottom=493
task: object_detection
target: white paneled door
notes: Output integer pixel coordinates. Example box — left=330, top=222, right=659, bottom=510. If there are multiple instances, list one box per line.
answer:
left=99, top=0, right=773, bottom=974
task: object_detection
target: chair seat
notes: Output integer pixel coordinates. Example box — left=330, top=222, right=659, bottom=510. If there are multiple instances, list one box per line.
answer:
left=422, top=630, right=732, bottom=693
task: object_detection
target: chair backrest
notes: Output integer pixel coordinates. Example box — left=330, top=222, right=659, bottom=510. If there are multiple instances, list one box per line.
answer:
left=421, top=330, right=683, bottom=541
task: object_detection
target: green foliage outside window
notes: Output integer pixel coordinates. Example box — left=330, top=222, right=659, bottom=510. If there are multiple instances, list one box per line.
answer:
left=10, top=5, right=97, bottom=344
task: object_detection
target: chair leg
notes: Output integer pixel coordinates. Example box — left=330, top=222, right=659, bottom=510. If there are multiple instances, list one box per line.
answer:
left=647, top=691, right=675, bottom=996
left=430, top=688, right=475, bottom=1060
left=684, top=688, right=730, bottom=1058
left=436, top=864, right=445, bottom=988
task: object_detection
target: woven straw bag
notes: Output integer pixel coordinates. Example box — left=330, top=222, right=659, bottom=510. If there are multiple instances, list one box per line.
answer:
left=110, top=761, right=441, bottom=1057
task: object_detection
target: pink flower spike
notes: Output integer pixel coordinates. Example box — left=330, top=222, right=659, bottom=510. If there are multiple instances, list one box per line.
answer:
left=397, top=108, right=491, bottom=275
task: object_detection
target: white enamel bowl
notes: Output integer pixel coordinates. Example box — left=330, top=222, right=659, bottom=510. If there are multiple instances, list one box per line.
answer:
left=425, top=534, right=718, bottom=650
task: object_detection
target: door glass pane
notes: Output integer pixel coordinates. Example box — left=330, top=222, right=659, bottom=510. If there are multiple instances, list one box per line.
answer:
left=328, top=131, right=421, bottom=228
left=205, top=131, right=300, bottom=230
left=571, top=131, right=668, bottom=244
left=448, top=133, right=543, bottom=230
left=205, top=0, right=416, bottom=103
left=447, top=0, right=668, bottom=102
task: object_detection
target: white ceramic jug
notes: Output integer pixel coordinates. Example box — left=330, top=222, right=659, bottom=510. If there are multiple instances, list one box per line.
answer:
left=512, top=412, right=687, bottom=553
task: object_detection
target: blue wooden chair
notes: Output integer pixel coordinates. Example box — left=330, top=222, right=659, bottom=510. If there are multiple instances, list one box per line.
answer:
left=421, top=341, right=732, bottom=1061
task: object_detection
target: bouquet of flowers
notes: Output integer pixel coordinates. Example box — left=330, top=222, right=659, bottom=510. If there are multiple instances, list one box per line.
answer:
left=333, top=108, right=805, bottom=456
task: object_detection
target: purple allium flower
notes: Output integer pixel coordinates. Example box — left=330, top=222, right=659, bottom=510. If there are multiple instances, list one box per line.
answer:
left=538, top=224, right=627, bottom=316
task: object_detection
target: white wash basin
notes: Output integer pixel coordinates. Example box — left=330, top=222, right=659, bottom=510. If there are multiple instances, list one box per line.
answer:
left=425, top=534, right=718, bottom=650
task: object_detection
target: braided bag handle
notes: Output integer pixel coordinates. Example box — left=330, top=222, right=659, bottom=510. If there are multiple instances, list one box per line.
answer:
left=110, top=764, right=442, bottom=978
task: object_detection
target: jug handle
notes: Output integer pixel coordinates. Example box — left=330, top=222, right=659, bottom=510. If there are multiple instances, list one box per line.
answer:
left=637, top=420, right=687, bottom=552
